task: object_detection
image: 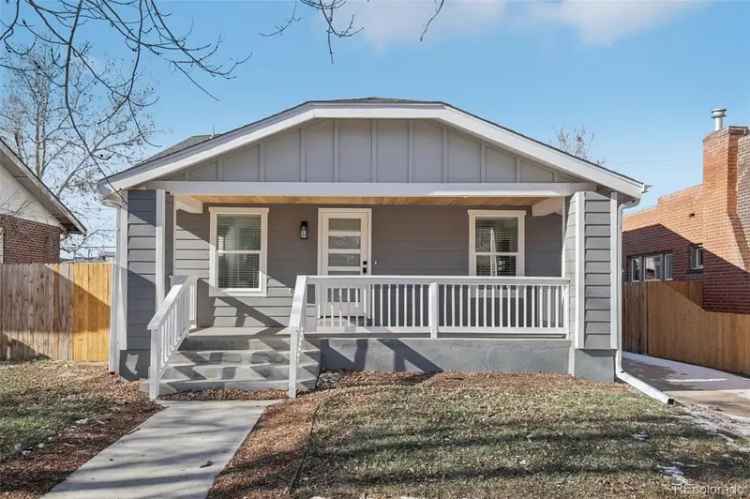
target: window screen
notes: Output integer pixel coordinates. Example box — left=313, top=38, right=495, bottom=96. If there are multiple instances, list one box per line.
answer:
left=474, top=217, right=520, bottom=276
left=216, top=214, right=263, bottom=289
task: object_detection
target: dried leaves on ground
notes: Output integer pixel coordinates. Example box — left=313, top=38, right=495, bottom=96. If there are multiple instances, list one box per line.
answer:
left=209, top=371, right=750, bottom=499
left=0, top=361, right=160, bottom=499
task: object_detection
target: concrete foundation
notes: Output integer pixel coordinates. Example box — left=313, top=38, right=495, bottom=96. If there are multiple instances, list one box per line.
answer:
left=319, top=338, right=572, bottom=375
left=570, top=349, right=616, bottom=382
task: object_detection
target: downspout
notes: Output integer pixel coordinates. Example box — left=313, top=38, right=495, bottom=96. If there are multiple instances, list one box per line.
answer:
left=613, top=194, right=673, bottom=404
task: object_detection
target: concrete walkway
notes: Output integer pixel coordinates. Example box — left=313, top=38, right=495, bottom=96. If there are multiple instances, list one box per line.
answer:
left=44, top=400, right=275, bottom=499
left=624, top=352, right=750, bottom=420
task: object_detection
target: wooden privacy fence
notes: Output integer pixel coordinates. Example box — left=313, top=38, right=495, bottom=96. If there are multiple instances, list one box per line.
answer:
left=623, top=280, right=750, bottom=376
left=0, top=263, right=111, bottom=362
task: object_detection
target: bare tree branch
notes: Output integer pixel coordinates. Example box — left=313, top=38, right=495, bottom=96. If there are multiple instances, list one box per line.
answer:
left=420, top=0, right=446, bottom=42
left=556, top=126, right=605, bottom=165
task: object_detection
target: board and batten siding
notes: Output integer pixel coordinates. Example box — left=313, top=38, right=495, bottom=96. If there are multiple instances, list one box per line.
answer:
left=126, top=190, right=157, bottom=350
left=163, top=119, right=583, bottom=184
left=170, top=204, right=562, bottom=329
left=583, top=192, right=613, bottom=349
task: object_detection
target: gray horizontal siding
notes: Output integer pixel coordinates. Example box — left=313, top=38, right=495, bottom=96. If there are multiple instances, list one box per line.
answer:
left=127, top=190, right=156, bottom=350
left=172, top=203, right=562, bottom=329
left=583, top=191, right=612, bottom=349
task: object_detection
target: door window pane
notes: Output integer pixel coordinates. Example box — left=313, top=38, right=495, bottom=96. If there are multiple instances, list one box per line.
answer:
left=329, top=218, right=361, bottom=231
left=329, top=253, right=360, bottom=267
left=217, top=215, right=261, bottom=251
left=329, top=236, right=360, bottom=250
left=218, top=253, right=259, bottom=289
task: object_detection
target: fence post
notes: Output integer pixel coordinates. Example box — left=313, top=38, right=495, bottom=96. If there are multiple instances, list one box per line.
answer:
left=428, top=282, right=439, bottom=339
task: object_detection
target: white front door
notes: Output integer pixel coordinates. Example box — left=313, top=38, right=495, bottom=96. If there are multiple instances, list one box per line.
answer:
left=318, top=208, right=372, bottom=317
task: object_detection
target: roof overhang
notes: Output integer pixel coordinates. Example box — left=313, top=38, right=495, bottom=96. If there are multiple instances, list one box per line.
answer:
left=101, top=100, right=646, bottom=200
left=0, top=139, right=86, bottom=234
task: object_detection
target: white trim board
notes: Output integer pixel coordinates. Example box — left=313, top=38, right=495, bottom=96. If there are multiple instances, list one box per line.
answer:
left=142, top=181, right=595, bottom=199
left=155, top=189, right=166, bottom=306
left=208, top=206, right=269, bottom=297
left=101, top=102, right=645, bottom=199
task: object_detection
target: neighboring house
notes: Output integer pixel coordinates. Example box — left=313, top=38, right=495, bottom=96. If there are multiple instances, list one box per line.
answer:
left=623, top=109, right=750, bottom=314
left=99, top=98, right=646, bottom=397
left=0, top=139, right=86, bottom=263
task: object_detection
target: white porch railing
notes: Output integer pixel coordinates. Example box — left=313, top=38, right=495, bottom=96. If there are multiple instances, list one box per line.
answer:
left=288, top=275, right=569, bottom=398
left=147, top=276, right=196, bottom=400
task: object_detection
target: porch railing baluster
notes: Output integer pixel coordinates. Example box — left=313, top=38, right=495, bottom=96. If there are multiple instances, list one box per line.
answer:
left=288, top=276, right=570, bottom=343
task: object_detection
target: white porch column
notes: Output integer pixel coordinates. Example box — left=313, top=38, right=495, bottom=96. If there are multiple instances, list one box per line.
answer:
left=610, top=192, right=621, bottom=350
left=155, top=189, right=166, bottom=305
left=574, top=191, right=585, bottom=349
left=108, top=199, right=129, bottom=373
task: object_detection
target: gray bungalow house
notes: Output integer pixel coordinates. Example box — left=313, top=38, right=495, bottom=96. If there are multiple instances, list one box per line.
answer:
left=99, top=98, right=646, bottom=398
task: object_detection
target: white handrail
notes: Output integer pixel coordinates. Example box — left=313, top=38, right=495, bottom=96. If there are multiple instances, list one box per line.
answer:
left=147, top=276, right=196, bottom=400
left=288, top=275, right=308, bottom=399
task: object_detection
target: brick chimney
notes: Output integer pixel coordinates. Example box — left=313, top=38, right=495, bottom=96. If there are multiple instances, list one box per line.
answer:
left=701, top=112, right=750, bottom=313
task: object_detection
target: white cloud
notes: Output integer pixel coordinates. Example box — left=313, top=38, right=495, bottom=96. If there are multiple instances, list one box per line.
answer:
left=524, top=0, right=700, bottom=45
left=323, top=0, right=700, bottom=48
left=332, top=0, right=508, bottom=49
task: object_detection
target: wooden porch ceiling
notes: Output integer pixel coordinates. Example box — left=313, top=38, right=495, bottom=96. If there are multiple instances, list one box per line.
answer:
left=191, top=195, right=545, bottom=206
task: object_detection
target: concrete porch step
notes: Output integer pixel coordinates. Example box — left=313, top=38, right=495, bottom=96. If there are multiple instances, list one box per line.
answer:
left=162, top=362, right=320, bottom=382
left=169, top=349, right=320, bottom=365
left=157, top=331, right=322, bottom=397
left=180, top=335, right=317, bottom=352
left=158, top=377, right=318, bottom=395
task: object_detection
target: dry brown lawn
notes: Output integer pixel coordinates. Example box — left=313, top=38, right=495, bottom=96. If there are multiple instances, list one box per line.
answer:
left=0, top=361, right=160, bottom=499
left=209, top=371, right=750, bottom=499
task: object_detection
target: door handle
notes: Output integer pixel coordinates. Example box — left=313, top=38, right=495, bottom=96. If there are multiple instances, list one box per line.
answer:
left=362, top=260, right=368, bottom=274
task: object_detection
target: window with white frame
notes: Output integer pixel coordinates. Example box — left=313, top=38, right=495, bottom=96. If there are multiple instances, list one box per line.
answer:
left=209, top=207, right=268, bottom=295
left=0, top=227, right=4, bottom=264
left=689, top=244, right=704, bottom=271
left=629, top=256, right=642, bottom=281
left=663, top=253, right=673, bottom=280
left=469, top=210, right=525, bottom=276
left=628, top=252, right=672, bottom=282
left=643, top=254, right=664, bottom=281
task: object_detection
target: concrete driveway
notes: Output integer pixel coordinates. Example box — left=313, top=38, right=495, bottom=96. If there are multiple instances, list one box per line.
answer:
left=624, top=352, right=750, bottom=420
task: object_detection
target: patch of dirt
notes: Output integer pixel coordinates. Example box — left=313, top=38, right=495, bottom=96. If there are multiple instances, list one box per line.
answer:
left=0, top=362, right=160, bottom=499
left=208, top=397, right=322, bottom=499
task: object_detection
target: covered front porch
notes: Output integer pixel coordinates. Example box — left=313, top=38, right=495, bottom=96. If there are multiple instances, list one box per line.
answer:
left=139, top=190, right=582, bottom=398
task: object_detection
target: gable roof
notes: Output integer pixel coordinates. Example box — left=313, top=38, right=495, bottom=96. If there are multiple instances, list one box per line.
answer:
left=102, top=98, right=646, bottom=199
left=0, top=138, right=86, bottom=234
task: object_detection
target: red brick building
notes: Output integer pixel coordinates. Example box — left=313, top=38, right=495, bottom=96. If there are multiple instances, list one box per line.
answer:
left=623, top=110, right=750, bottom=314
left=0, top=139, right=85, bottom=263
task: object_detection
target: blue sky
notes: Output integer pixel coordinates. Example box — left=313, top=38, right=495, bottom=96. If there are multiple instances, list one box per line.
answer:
left=138, top=0, right=750, bottom=208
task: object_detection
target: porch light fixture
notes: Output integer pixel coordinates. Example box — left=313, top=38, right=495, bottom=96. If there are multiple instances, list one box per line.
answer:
left=299, top=221, right=309, bottom=240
